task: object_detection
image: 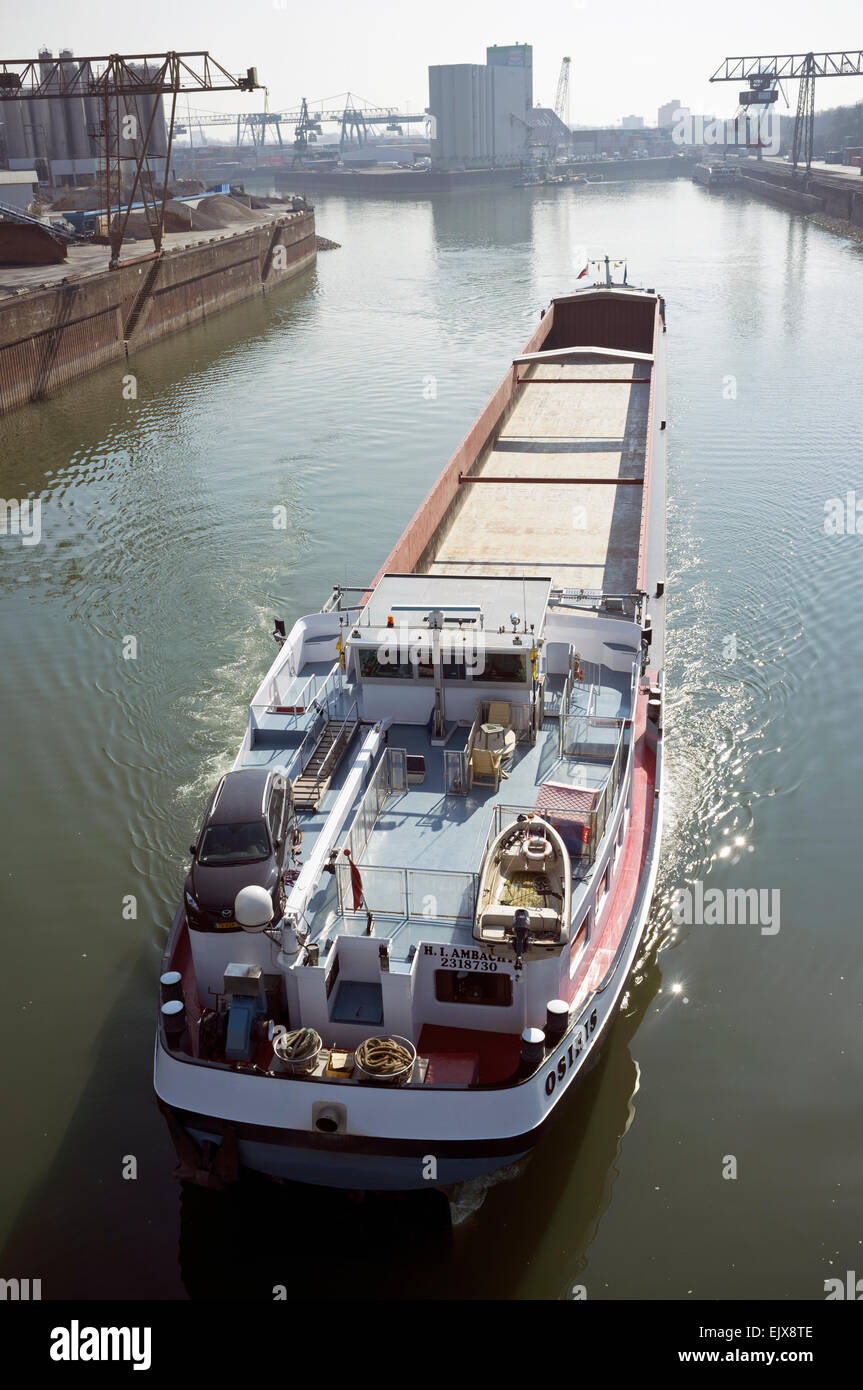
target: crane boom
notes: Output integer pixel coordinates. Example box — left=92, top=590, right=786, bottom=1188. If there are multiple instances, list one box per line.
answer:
left=710, top=51, right=863, bottom=82
left=554, top=56, right=571, bottom=126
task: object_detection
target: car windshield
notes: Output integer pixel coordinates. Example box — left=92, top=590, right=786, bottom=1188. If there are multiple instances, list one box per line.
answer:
left=198, top=821, right=270, bottom=866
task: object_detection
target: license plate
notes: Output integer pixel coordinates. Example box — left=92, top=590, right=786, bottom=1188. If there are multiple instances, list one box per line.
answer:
left=215, top=920, right=237, bottom=931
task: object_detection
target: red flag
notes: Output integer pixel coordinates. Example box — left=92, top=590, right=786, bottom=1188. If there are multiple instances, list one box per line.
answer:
left=343, top=848, right=364, bottom=910
left=577, top=264, right=589, bottom=279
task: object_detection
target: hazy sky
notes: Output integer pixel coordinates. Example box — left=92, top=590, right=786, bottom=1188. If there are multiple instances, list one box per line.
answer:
left=8, top=0, right=863, bottom=126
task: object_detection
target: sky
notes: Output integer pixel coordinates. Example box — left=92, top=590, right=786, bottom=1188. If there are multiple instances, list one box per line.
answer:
left=7, top=0, right=863, bottom=127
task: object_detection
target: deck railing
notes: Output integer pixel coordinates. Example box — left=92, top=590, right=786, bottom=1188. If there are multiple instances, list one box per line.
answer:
left=300, top=699, right=360, bottom=803
left=335, top=861, right=477, bottom=924
left=343, top=745, right=404, bottom=863
left=251, top=660, right=342, bottom=727
left=496, top=719, right=627, bottom=864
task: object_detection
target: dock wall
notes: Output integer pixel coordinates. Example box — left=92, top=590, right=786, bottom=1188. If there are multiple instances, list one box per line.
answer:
left=740, top=165, right=863, bottom=227
left=0, top=210, right=316, bottom=413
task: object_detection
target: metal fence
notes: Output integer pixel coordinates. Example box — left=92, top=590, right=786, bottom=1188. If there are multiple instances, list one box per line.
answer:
left=497, top=720, right=627, bottom=864
left=344, top=746, right=405, bottom=864
left=335, top=862, right=477, bottom=924
left=251, top=661, right=342, bottom=726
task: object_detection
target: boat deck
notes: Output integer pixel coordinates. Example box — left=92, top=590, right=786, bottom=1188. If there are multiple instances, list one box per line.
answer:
left=427, top=356, right=651, bottom=591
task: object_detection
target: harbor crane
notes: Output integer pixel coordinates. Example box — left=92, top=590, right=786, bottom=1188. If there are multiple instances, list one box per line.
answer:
left=0, top=51, right=261, bottom=265
left=554, top=57, right=571, bottom=131
left=183, top=94, right=426, bottom=154
left=710, top=50, right=863, bottom=172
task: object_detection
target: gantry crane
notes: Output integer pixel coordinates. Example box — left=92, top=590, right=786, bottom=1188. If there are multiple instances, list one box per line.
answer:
left=0, top=51, right=261, bottom=265
left=183, top=96, right=427, bottom=154
left=710, top=50, right=863, bottom=172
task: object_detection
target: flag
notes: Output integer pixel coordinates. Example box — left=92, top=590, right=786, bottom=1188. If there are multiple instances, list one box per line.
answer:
left=577, top=263, right=589, bottom=279
left=343, top=848, right=364, bottom=910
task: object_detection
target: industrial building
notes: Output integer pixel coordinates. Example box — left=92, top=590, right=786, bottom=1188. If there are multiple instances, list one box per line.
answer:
left=0, top=169, right=38, bottom=209
left=0, top=48, right=168, bottom=188
left=428, top=43, right=535, bottom=168
left=486, top=43, right=534, bottom=109
left=658, top=99, right=687, bottom=129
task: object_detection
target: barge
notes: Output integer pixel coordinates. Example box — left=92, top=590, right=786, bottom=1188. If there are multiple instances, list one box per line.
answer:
left=693, top=159, right=741, bottom=188
left=155, top=257, right=668, bottom=1190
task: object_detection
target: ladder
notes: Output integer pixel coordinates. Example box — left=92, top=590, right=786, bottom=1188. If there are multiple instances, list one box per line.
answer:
left=292, top=703, right=359, bottom=811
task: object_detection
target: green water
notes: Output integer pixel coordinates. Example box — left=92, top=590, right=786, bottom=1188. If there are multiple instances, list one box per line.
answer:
left=1, top=178, right=862, bottom=1299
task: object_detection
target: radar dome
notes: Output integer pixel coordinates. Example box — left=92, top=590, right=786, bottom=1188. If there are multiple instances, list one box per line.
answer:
left=234, top=885, right=274, bottom=932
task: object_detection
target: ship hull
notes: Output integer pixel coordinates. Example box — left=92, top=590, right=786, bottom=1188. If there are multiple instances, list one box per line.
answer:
left=156, top=765, right=662, bottom=1190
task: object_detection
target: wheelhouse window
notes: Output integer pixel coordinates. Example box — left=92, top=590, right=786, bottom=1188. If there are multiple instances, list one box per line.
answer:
left=470, top=651, right=528, bottom=684
left=357, top=647, right=416, bottom=679
left=198, top=822, right=270, bottom=866
left=435, top=970, right=513, bottom=1007
left=357, top=646, right=468, bottom=680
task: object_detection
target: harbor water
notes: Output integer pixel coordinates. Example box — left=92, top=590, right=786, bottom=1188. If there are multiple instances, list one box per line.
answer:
left=1, top=176, right=861, bottom=1298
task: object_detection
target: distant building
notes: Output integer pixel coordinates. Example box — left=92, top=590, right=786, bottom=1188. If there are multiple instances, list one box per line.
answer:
left=486, top=43, right=533, bottom=111
left=569, top=125, right=676, bottom=158
left=621, top=115, right=644, bottom=129
left=0, top=169, right=38, bottom=209
left=429, top=49, right=533, bottom=167
left=0, top=47, right=167, bottom=188
left=658, top=100, right=685, bottom=129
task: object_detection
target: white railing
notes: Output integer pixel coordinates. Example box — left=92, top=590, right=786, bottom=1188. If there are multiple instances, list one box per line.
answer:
left=335, top=862, right=477, bottom=923
left=343, top=745, right=402, bottom=862
left=251, top=661, right=342, bottom=728
left=300, top=700, right=360, bottom=802
left=497, top=719, right=627, bottom=863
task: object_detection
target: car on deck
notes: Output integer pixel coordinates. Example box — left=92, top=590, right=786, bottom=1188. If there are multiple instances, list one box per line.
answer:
left=184, top=768, right=293, bottom=931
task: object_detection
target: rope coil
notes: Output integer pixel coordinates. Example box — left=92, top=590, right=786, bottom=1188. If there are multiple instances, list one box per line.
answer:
left=356, top=1036, right=414, bottom=1075
left=277, top=1027, right=320, bottom=1060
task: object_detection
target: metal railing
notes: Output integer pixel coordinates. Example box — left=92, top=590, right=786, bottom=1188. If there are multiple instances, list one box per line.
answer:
left=251, top=661, right=342, bottom=731
left=558, top=665, right=574, bottom=754
left=343, top=745, right=403, bottom=863
left=335, top=861, right=477, bottom=924
left=292, top=705, right=328, bottom=777
left=560, top=712, right=620, bottom=762
left=497, top=719, right=627, bottom=864
left=591, top=719, right=626, bottom=849
left=299, top=699, right=359, bottom=802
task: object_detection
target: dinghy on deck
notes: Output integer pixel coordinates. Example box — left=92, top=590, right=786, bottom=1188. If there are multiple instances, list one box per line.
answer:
left=476, top=815, right=572, bottom=952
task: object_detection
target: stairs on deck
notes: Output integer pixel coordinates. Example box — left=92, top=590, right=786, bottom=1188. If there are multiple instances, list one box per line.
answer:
left=292, top=711, right=358, bottom=811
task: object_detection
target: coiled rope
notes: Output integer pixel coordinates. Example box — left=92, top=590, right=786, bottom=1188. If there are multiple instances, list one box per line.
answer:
left=279, top=1027, right=320, bottom=1059
left=357, top=1036, right=414, bottom=1075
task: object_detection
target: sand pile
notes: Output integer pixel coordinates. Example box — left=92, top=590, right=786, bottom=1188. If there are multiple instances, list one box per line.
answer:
left=200, top=194, right=261, bottom=225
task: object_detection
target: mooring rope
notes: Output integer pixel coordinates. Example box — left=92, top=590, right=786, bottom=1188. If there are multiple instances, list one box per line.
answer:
left=357, top=1037, right=414, bottom=1074
left=279, top=1027, right=319, bottom=1059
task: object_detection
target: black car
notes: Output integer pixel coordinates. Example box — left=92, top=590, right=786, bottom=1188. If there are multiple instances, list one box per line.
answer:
left=184, top=768, right=293, bottom=931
